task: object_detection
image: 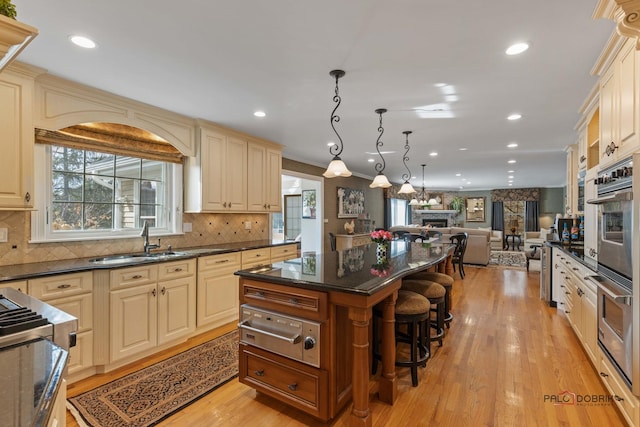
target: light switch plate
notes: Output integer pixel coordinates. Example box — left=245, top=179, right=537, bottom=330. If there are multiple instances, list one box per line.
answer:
left=0, top=228, right=7, bottom=242
left=244, top=221, right=252, bottom=230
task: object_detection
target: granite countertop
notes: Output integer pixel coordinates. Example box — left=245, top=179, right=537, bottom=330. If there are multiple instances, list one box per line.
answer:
left=545, top=241, right=597, bottom=271
left=0, top=239, right=296, bottom=283
left=0, top=338, right=68, bottom=427
left=236, top=240, right=453, bottom=296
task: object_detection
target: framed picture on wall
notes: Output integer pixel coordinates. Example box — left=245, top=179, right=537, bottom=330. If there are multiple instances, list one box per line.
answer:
left=337, top=187, right=365, bottom=218
left=465, top=197, right=485, bottom=222
left=302, top=190, right=316, bottom=219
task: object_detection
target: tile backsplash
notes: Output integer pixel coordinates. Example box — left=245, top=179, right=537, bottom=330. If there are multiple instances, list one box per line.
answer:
left=0, top=211, right=269, bottom=266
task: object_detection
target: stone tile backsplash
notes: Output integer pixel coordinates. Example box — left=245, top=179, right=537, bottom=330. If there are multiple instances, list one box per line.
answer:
left=0, top=211, right=270, bottom=266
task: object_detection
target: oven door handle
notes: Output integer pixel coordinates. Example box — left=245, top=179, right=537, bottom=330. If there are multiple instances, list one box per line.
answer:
left=238, top=320, right=302, bottom=344
left=587, top=190, right=633, bottom=204
left=586, top=275, right=633, bottom=305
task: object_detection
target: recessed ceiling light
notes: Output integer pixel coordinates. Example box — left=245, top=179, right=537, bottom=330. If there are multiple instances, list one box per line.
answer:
left=69, top=35, right=97, bottom=49
left=429, top=152, right=438, bottom=157
left=253, top=111, right=266, bottom=117
left=508, top=180, right=514, bottom=183
left=434, top=83, right=447, bottom=87
left=508, top=175, right=514, bottom=179
left=327, top=142, right=336, bottom=147
left=507, top=113, right=522, bottom=121
left=368, top=158, right=374, bottom=163
left=508, top=170, right=515, bottom=173
left=507, top=143, right=518, bottom=148
left=459, top=148, right=468, bottom=151
left=508, top=159, right=517, bottom=164
left=455, top=173, right=461, bottom=177
left=459, top=186, right=464, bottom=189
left=508, top=183, right=513, bottom=186
left=506, top=42, right=529, bottom=56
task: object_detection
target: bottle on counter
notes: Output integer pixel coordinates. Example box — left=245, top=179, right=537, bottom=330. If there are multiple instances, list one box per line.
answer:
left=562, top=222, right=570, bottom=245
left=579, top=215, right=584, bottom=240
left=571, top=218, right=579, bottom=241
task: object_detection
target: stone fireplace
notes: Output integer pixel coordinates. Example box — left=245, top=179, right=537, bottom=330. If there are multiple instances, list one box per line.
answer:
left=422, top=219, right=448, bottom=227
left=412, top=209, right=458, bottom=227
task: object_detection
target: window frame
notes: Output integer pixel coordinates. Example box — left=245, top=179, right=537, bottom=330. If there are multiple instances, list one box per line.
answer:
left=30, top=143, right=183, bottom=243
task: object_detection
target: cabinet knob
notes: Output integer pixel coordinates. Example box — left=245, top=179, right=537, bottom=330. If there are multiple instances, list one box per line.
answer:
left=605, top=142, right=618, bottom=156
left=614, top=395, right=624, bottom=402
left=287, top=383, right=298, bottom=391
left=228, top=202, right=232, bottom=207
left=254, top=369, right=264, bottom=376
left=57, top=284, right=71, bottom=289
left=263, top=204, right=267, bottom=209
left=132, top=275, right=143, bottom=279
left=152, top=288, right=156, bottom=297
left=599, top=372, right=608, bottom=378
left=24, top=192, right=31, bottom=203
left=161, top=287, right=166, bottom=295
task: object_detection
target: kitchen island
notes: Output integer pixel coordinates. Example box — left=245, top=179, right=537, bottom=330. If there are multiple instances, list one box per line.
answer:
left=235, top=240, right=453, bottom=426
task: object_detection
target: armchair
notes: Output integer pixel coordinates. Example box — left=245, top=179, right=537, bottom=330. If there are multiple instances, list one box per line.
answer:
left=523, top=229, right=547, bottom=251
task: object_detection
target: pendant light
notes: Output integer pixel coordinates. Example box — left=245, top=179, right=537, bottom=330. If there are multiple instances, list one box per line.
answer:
left=323, top=69, right=352, bottom=178
left=398, top=130, right=416, bottom=194
left=369, top=108, right=392, bottom=188
left=409, top=164, right=427, bottom=206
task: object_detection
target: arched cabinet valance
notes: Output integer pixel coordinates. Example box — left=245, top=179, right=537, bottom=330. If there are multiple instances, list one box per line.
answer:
left=34, top=74, right=196, bottom=157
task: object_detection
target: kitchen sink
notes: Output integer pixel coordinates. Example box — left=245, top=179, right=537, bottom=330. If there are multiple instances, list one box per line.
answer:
left=89, top=251, right=188, bottom=265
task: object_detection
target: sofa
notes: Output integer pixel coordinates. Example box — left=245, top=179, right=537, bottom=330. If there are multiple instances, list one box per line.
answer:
left=389, top=225, right=491, bottom=265
left=477, top=227, right=503, bottom=251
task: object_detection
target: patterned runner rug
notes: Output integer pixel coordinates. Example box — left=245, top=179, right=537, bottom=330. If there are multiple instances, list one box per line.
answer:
left=489, top=250, right=527, bottom=268
left=68, top=330, right=238, bottom=427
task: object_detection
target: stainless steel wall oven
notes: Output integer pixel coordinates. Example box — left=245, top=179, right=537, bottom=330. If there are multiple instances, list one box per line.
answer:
left=588, top=155, right=637, bottom=395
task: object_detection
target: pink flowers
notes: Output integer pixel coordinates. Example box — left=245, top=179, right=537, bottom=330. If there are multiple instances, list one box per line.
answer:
left=370, top=229, right=392, bottom=243
left=370, top=263, right=391, bottom=277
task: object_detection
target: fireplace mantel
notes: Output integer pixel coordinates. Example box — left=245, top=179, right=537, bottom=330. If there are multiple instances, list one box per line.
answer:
left=411, top=209, right=460, bottom=227
left=413, top=209, right=457, bottom=214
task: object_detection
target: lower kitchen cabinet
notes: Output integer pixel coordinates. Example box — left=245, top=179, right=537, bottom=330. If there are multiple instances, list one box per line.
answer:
left=1, top=280, right=26, bottom=293
left=270, top=243, right=298, bottom=262
left=28, top=272, right=94, bottom=382
left=598, top=348, right=639, bottom=426
left=196, top=251, right=241, bottom=329
left=109, top=259, right=196, bottom=363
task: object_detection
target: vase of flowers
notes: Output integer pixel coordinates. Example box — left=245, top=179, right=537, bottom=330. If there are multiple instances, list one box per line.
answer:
left=370, top=261, right=391, bottom=277
left=370, top=229, right=392, bottom=263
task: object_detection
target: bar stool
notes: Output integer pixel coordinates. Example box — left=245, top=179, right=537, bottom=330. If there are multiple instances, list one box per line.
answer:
left=371, top=290, right=431, bottom=387
left=406, top=271, right=454, bottom=328
left=401, top=279, right=446, bottom=347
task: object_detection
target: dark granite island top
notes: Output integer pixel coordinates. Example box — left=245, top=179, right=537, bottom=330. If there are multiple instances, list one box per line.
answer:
left=235, top=240, right=454, bottom=427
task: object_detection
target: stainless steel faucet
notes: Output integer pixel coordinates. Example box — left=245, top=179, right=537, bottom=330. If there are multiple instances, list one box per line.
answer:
left=140, top=220, right=161, bottom=254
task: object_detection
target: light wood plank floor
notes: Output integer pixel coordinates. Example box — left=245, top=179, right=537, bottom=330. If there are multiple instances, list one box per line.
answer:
left=66, top=265, right=626, bottom=426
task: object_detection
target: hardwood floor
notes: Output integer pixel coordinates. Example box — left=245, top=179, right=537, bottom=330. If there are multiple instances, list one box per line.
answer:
left=66, top=265, right=626, bottom=426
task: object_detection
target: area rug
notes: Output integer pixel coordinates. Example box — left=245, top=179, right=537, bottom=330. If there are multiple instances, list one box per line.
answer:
left=68, top=330, right=238, bottom=427
left=489, top=250, right=527, bottom=268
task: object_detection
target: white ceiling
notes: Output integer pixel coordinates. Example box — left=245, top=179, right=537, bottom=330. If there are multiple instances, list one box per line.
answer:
left=12, top=0, right=614, bottom=190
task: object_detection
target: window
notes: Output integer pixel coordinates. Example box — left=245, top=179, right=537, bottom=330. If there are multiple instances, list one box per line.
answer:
left=31, top=144, right=182, bottom=242
left=390, top=198, right=408, bottom=226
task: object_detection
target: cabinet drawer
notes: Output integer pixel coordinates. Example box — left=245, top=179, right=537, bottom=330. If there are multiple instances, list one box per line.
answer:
left=158, top=258, right=196, bottom=280
left=352, top=236, right=371, bottom=247
left=270, top=244, right=297, bottom=261
left=110, top=265, right=158, bottom=290
left=198, top=251, right=242, bottom=272
left=240, top=279, right=328, bottom=322
left=599, top=349, right=639, bottom=426
left=241, top=248, right=271, bottom=268
left=1, top=280, right=26, bottom=293
left=29, top=272, right=93, bottom=300
left=239, top=344, right=328, bottom=419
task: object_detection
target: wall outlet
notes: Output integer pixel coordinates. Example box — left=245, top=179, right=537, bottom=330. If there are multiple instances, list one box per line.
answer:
left=183, top=223, right=192, bottom=232
left=0, top=228, right=7, bottom=242
left=244, top=221, right=252, bottom=230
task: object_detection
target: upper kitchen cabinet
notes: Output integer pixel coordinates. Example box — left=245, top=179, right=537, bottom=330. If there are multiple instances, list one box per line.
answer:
left=185, top=121, right=282, bottom=213
left=185, top=126, right=247, bottom=212
left=0, top=66, right=42, bottom=210
left=576, top=85, right=599, bottom=172
left=597, top=37, right=640, bottom=167
left=247, top=141, right=282, bottom=212
left=0, top=15, right=38, bottom=74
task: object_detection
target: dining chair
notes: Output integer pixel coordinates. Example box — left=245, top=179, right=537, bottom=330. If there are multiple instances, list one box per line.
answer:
left=449, top=232, right=468, bottom=279
left=328, top=232, right=336, bottom=251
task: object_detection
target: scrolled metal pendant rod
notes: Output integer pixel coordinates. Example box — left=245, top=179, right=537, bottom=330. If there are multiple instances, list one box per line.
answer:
left=401, top=130, right=413, bottom=182
left=329, top=69, right=346, bottom=157
left=374, top=108, right=387, bottom=174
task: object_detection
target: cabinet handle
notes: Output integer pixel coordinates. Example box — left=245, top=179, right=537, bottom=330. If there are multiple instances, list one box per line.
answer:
left=572, top=267, right=579, bottom=271
left=254, top=369, right=264, bottom=377
left=580, top=155, right=586, bottom=162
left=57, top=284, right=71, bottom=289
left=161, top=287, right=166, bottom=295
left=223, top=202, right=227, bottom=208
left=289, top=298, right=299, bottom=305
left=565, top=311, right=570, bottom=314
left=228, top=202, right=232, bottom=207
left=605, top=142, right=618, bottom=156
left=215, top=259, right=230, bottom=264
left=599, top=372, right=608, bottom=378
left=560, top=285, right=565, bottom=288
left=132, top=275, right=143, bottom=279
left=614, top=395, right=624, bottom=402
left=172, top=267, right=183, bottom=272
left=565, top=292, right=570, bottom=295
left=263, top=204, right=267, bottom=209
left=267, top=204, right=271, bottom=209
left=24, top=192, right=31, bottom=203
left=287, top=383, right=298, bottom=391
left=152, top=288, right=156, bottom=297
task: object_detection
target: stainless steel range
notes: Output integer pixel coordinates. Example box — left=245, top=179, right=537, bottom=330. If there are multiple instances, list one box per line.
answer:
left=0, top=287, right=77, bottom=351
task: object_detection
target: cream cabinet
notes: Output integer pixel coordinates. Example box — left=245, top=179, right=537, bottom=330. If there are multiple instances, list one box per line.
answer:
left=29, top=272, right=94, bottom=382
left=247, top=141, right=282, bottom=212
left=564, top=144, right=579, bottom=215
left=335, top=233, right=371, bottom=251
left=599, top=38, right=640, bottom=168
left=109, top=259, right=196, bottom=362
left=241, top=247, right=272, bottom=269
left=599, top=348, right=639, bottom=426
left=583, top=168, right=598, bottom=263
left=1, top=280, right=26, bottom=292
left=270, top=244, right=298, bottom=262
left=0, top=70, right=34, bottom=209
left=185, top=126, right=247, bottom=212
left=196, top=251, right=241, bottom=330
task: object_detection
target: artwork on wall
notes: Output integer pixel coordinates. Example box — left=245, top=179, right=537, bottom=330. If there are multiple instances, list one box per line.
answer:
left=302, top=190, right=316, bottom=219
left=337, top=187, right=365, bottom=218
left=426, top=192, right=444, bottom=210
left=466, top=197, right=485, bottom=222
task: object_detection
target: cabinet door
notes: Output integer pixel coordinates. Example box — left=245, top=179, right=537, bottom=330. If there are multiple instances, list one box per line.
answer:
left=200, top=129, right=228, bottom=211
left=110, top=283, right=157, bottom=362
left=599, top=67, right=616, bottom=167
left=0, top=72, right=33, bottom=209
left=265, top=148, right=282, bottom=212
left=196, top=267, right=239, bottom=328
left=157, top=275, right=196, bottom=345
left=584, top=168, right=598, bottom=262
left=247, top=142, right=267, bottom=211
left=581, top=284, right=598, bottom=364
left=226, top=136, right=248, bottom=210
left=617, top=41, right=638, bottom=156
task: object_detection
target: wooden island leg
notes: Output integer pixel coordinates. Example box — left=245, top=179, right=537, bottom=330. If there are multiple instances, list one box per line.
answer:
left=378, top=291, right=397, bottom=404
left=349, top=306, right=372, bottom=427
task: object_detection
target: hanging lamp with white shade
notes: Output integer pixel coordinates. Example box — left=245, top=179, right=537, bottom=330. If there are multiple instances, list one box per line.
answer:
left=409, top=164, right=427, bottom=206
left=398, top=130, right=416, bottom=194
left=369, top=108, right=392, bottom=188
left=322, top=69, right=352, bottom=178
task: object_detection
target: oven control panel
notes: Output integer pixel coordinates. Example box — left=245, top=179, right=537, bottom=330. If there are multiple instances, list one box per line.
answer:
left=595, top=157, right=633, bottom=194
left=239, top=305, right=320, bottom=368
